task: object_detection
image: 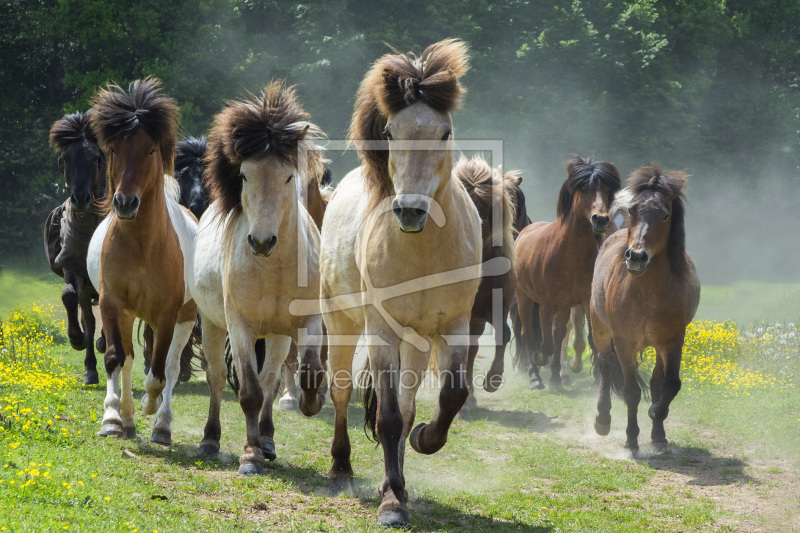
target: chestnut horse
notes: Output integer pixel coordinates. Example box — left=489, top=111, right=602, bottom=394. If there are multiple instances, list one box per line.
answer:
left=44, top=110, right=107, bottom=384
left=87, top=78, right=198, bottom=444
left=191, top=81, right=326, bottom=475
left=317, top=39, right=482, bottom=527
left=515, top=156, right=621, bottom=389
left=453, top=155, right=518, bottom=412
left=591, top=167, right=699, bottom=451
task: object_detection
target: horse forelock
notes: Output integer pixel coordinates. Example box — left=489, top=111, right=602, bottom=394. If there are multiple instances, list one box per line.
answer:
left=175, top=136, right=208, bottom=174
left=349, top=39, right=470, bottom=203
left=89, top=77, right=178, bottom=176
left=50, top=111, right=99, bottom=153
left=557, top=155, right=622, bottom=219
left=205, top=80, right=325, bottom=219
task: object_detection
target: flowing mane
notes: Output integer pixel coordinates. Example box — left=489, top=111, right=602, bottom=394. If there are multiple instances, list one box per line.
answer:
left=454, top=155, right=517, bottom=260
left=557, top=155, right=622, bottom=220
left=349, top=38, right=469, bottom=202
left=627, top=165, right=689, bottom=276
left=49, top=110, right=100, bottom=153
left=204, top=81, right=325, bottom=218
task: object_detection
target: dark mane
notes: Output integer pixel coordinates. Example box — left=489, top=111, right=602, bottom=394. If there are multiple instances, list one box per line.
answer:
left=89, top=77, right=178, bottom=175
left=49, top=110, right=99, bottom=153
left=557, top=155, right=622, bottom=219
left=349, top=38, right=469, bottom=202
left=628, top=165, right=690, bottom=275
left=205, top=80, right=324, bottom=217
left=175, top=136, right=208, bottom=173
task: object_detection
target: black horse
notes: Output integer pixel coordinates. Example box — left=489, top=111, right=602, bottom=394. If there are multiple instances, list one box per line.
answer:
left=142, top=136, right=209, bottom=381
left=44, top=110, right=107, bottom=384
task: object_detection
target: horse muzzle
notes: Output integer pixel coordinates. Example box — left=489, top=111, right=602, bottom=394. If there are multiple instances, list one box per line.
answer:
left=113, top=193, right=140, bottom=219
left=591, top=214, right=610, bottom=235
left=247, top=234, right=278, bottom=257
left=392, top=197, right=429, bottom=234
left=70, top=192, right=93, bottom=213
left=624, top=248, right=650, bottom=275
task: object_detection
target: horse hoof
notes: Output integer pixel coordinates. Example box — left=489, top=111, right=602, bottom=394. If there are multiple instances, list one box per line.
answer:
left=261, top=438, right=277, bottom=461
left=648, top=404, right=669, bottom=422
left=97, top=422, right=124, bottom=437
left=559, top=373, right=571, bottom=386
left=624, top=439, right=639, bottom=452
left=465, top=393, right=478, bottom=410
left=298, top=390, right=325, bottom=417
left=278, top=396, right=299, bottom=411
left=123, top=426, right=136, bottom=440
left=529, top=377, right=545, bottom=390
left=199, top=440, right=220, bottom=456
left=95, top=336, right=106, bottom=353
left=83, top=371, right=99, bottom=385
left=238, top=463, right=263, bottom=476
left=652, top=438, right=669, bottom=452
left=548, top=379, right=562, bottom=390
left=329, top=476, right=354, bottom=496
left=150, top=429, right=171, bottom=447
left=594, top=420, right=611, bottom=436
left=570, top=360, right=583, bottom=374
left=377, top=502, right=410, bottom=529
left=70, top=337, right=88, bottom=351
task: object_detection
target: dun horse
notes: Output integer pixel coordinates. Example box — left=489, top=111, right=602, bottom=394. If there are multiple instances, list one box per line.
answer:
left=514, top=156, right=621, bottom=389
left=591, top=166, right=699, bottom=451
left=190, top=81, right=326, bottom=475
left=44, top=110, right=107, bottom=384
left=87, top=78, right=198, bottom=444
left=453, top=155, right=518, bottom=412
left=317, top=39, right=482, bottom=527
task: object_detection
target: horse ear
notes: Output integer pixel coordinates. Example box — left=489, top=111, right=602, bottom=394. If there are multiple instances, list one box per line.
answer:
left=298, top=124, right=310, bottom=140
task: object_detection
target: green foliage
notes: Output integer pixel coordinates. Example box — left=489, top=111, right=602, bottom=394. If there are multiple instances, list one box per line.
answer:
left=1, top=0, right=798, bottom=258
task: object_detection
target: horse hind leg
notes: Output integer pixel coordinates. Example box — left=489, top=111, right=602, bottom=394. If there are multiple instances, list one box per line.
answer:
left=277, top=343, right=299, bottom=411
left=78, top=285, right=99, bottom=384
left=569, top=305, right=587, bottom=374
left=296, top=319, right=326, bottom=417
left=548, top=308, right=570, bottom=388
left=62, top=271, right=86, bottom=351
left=517, top=296, right=544, bottom=390
left=559, top=316, right=573, bottom=386
left=257, top=337, right=291, bottom=462
left=199, top=320, right=227, bottom=456
left=458, top=320, right=484, bottom=415
left=484, top=308, right=510, bottom=393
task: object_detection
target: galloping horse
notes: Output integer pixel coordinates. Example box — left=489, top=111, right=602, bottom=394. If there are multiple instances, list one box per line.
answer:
left=515, top=156, right=621, bottom=389
left=191, top=81, right=326, bottom=475
left=87, top=78, right=198, bottom=444
left=453, top=155, right=518, bottom=412
left=318, top=39, right=482, bottom=527
left=44, top=111, right=107, bottom=384
left=591, top=166, right=699, bottom=451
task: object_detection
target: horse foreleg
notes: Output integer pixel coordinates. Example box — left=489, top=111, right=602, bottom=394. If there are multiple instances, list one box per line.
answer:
left=559, top=313, right=574, bottom=386
left=397, top=343, right=429, bottom=473
left=649, top=341, right=683, bottom=450
left=570, top=305, right=587, bottom=373
left=62, top=271, right=85, bottom=350
left=517, top=296, right=544, bottom=390
left=591, top=312, right=614, bottom=436
left=150, top=302, right=196, bottom=446
left=615, top=341, right=642, bottom=452
left=257, top=336, right=290, bottom=462
left=278, top=343, right=299, bottom=411
left=296, top=316, right=326, bottom=417
left=78, top=284, right=99, bottom=384
left=549, top=308, right=570, bottom=387
left=459, top=320, right=484, bottom=415
left=409, top=319, right=469, bottom=456
left=199, top=320, right=227, bottom=456
left=228, top=318, right=263, bottom=475
left=97, top=296, right=130, bottom=437
left=485, top=317, right=509, bottom=393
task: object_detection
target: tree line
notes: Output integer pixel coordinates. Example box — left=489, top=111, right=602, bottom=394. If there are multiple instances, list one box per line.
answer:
left=1, top=0, right=798, bottom=259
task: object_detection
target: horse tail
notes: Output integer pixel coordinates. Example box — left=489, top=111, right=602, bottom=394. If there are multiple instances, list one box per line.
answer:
left=357, top=358, right=378, bottom=442
left=606, top=344, right=650, bottom=401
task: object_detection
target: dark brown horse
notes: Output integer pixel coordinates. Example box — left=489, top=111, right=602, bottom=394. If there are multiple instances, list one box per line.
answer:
left=87, top=78, right=198, bottom=444
left=591, top=166, right=699, bottom=452
left=453, top=155, right=518, bottom=412
left=514, top=155, right=621, bottom=389
left=44, top=110, right=107, bottom=384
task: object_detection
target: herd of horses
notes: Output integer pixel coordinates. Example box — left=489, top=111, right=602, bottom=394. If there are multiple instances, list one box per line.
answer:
left=42, top=38, right=700, bottom=527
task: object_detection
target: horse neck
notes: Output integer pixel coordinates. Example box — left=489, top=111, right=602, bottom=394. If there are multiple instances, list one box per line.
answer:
left=559, top=210, right=598, bottom=251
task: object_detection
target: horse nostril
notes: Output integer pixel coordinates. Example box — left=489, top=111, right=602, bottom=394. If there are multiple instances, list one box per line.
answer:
left=624, top=248, right=632, bottom=260
left=267, top=235, right=278, bottom=249
left=412, top=208, right=427, bottom=218
left=592, top=214, right=599, bottom=222
left=640, top=251, right=649, bottom=263
left=129, top=195, right=140, bottom=211
left=247, top=234, right=256, bottom=249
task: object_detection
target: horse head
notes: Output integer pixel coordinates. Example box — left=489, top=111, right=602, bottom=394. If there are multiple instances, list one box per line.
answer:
left=50, top=110, right=106, bottom=213
left=557, top=155, right=622, bottom=235
left=175, top=136, right=209, bottom=219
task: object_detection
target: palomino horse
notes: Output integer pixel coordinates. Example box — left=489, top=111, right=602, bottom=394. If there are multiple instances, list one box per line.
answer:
left=142, top=135, right=209, bottom=382
left=453, top=155, right=518, bottom=412
left=87, top=78, right=198, bottom=444
left=515, top=156, right=621, bottom=389
left=317, top=39, right=482, bottom=527
left=191, top=81, right=326, bottom=475
left=592, top=167, right=699, bottom=451
left=44, top=110, right=108, bottom=384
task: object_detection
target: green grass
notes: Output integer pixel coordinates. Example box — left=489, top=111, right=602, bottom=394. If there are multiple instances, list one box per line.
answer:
left=0, top=266, right=63, bottom=318
left=696, top=282, right=800, bottom=325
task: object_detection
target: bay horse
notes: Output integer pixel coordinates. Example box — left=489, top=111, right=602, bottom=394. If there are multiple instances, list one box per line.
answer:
left=44, top=110, right=108, bottom=384
left=86, top=78, right=198, bottom=444
left=453, top=155, right=518, bottom=412
left=591, top=166, right=699, bottom=451
left=190, top=81, right=326, bottom=475
left=318, top=39, right=482, bottom=527
left=514, top=155, right=621, bottom=389
left=142, top=135, right=209, bottom=382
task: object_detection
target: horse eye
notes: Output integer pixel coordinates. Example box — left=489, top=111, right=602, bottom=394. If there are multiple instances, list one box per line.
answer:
left=109, top=148, right=115, bottom=155
left=662, top=213, right=670, bottom=221
left=148, top=149, right=156, bottom=156
left=441, top=130, right=452, bottom=142
left=384, top=128, right=393, bottom=141
left=286, top=174, right=294, bottom=184
left=239, top=172, right=247, bottom=182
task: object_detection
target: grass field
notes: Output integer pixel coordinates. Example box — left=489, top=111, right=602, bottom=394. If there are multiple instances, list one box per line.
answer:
left=1, top=267, right=799, bottom=531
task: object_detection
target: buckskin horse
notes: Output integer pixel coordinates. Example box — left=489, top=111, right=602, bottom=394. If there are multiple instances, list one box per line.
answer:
left=514, top=156, right=621, bottom=389
left=591, top=166, right=699, bottom=452
left=316, top=39, right=483, bottom=527
left=44, top=110, right=108, bottom=385
left=190, top=81, right=326, bottom=475
left=87, top=78, right=198, bottom=444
